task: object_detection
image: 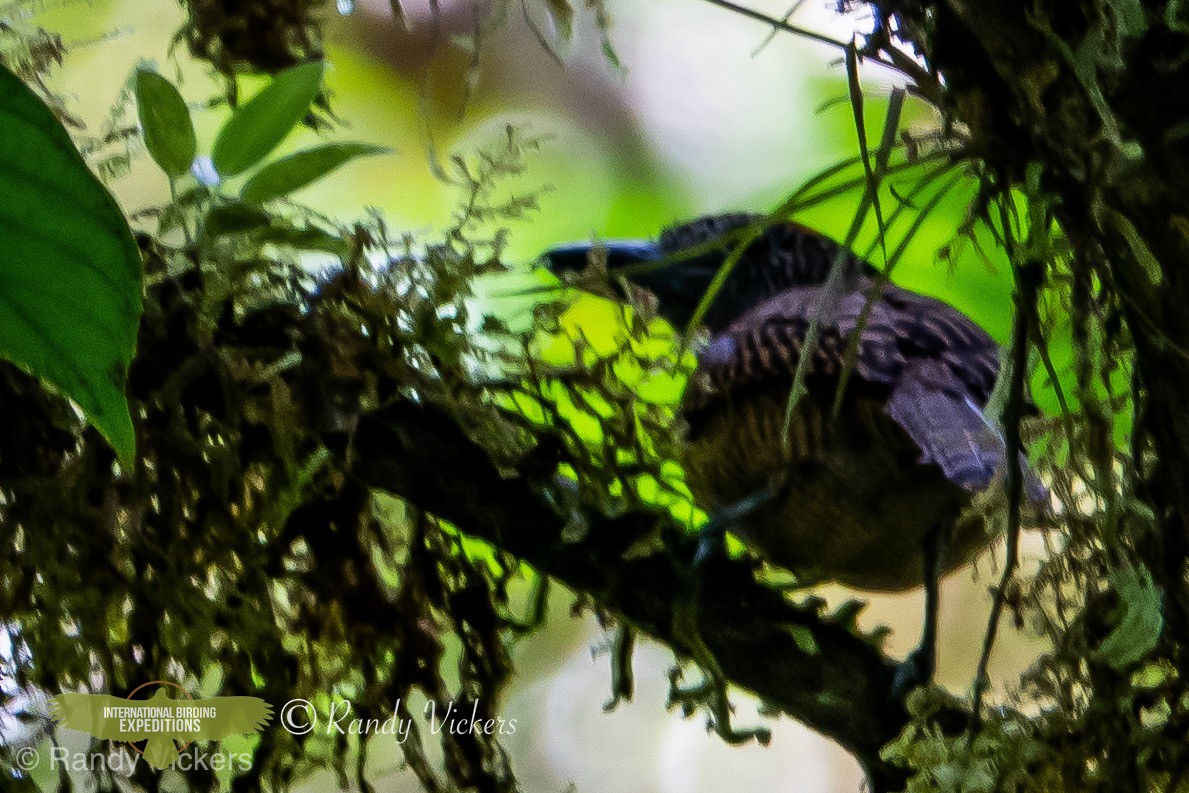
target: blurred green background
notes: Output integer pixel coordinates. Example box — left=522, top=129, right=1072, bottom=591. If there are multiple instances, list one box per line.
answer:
left=32, top=0, right=1018, bottom=332
left=17, top=1, right=1047, bottom=790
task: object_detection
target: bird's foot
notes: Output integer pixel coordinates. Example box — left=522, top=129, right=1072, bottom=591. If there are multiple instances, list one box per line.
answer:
left=692, top=473, right=788, bottom=568
left=692, top=518, right=728, bottom=569
left=891, top=644, right=935, bottom=703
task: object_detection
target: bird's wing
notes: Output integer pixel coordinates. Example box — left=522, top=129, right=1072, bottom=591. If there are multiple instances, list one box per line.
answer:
left=685, top=284, right=904, bottom=406
left=868, top=286, right=1010, bottom=490
left=50, top=693, right=152, bottom=740
left=689, top=281, right=1000, bottom=400
left=870, top=285, right=1001, bottom=404
left=685, top=281, right=1022, bottom=494
left=884, top=358, right=1006, bottom=489
left=197, top=696, right=274, bottom=739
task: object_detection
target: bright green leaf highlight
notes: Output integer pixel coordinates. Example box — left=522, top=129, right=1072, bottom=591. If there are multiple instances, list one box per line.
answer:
left=240, top=142, right=390, bottom=204
left=212, top=61, right=325, bottom=177
left=0, top=63, right=143, bottom=466
left=1098, top=563, right=1164, bottom=670
left=134, top=69, right=196, bottom=178
left=788, top=625, right=820, bottom=656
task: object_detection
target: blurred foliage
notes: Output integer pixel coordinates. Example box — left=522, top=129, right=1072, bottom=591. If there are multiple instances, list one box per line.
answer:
left=0, top=19, right=87, bottom=132
left=3, top=2, right=1189, bottom=792
left=175, top=0, right=618, bottom=125
left=175, top=0, right=328, bottom=113
left=0, top=33, right=558, bottom=789
left=849, top=0, right=1189, bottom=789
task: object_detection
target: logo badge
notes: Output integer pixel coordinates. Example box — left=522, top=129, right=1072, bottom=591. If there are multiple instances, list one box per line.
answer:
left=50, top=681, right=272, bottom=770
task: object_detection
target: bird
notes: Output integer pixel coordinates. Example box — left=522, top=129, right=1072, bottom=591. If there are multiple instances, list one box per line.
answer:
left=544, top=212, right=1043, bottom=688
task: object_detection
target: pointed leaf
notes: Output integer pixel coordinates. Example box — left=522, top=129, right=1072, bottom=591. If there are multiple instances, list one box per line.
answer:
left=134, top=68, right=196, bottom=177
left=0, top=63, right=142, bottom=466
left=788, top=625, right=819, bottom=655
left=240, top=142, right=390, bottom=204
left=205, top=201, right=272, bottom=237
left=212, top=61, right=325, bottom=177
left=544, top=0, right=575, bottom=41
left=257, top=225, right=349, bottom=256
left=1098, top=563, right=1164, bottom=670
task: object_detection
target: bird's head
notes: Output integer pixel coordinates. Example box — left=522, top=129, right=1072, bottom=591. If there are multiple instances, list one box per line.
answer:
left=542, top=214, right=873, bottom=334
left=542, top=238, right=726, bottom=333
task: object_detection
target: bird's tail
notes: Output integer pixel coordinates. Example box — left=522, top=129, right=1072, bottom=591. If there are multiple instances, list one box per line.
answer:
left=886, top=360, right=1047, bottom=503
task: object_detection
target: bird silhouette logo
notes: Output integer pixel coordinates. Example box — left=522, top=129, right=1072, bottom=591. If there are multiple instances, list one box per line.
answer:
left=50, top=681, right=273, bottom=770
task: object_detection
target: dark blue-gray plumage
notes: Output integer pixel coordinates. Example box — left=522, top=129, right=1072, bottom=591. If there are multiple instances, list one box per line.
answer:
left=544, top=212, right=1036, bottom=592
left=545, top=213, right=874, bottom=333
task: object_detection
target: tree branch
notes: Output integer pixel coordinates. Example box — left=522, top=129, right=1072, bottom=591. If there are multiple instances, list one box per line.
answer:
left=349, top=399, right=914, bottom=789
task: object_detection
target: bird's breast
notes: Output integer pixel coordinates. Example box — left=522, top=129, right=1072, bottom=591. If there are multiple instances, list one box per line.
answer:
left=680, top=383, right=988, bottom=591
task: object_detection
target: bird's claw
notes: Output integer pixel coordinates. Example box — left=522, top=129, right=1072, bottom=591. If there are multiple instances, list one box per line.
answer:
left=692, top=475, right=786, bottom=569
left=692, top=521, right=727, bottom=569
left=891, top=645, right=935, bottom=703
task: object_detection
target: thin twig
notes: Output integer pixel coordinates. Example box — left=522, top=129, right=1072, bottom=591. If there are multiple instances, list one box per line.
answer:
left=970, top=196, right=1041, bottom=727
left=848, top=45, right=895, bottom=270
left=750, top=0, right=807, bottom=57
left=834, top=167, right=967, bottom=416
left=694, top=0, right=917, bottom=82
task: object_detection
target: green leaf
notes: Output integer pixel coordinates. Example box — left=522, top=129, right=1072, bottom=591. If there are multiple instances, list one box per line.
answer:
left=204, top=201, right=272, bottom=237
left=788, top=625, right=819, bottom=655
left=544, top=0, right=575, bottom=41
left=212, top=61, right=325, bottom=178
left=0, top=63, right=142, bottom=466
left=134, top=68, right=196, bottom=177
left=256, top=224, right=348, bottom=256
left=240, top=142, right=389, bottom=204
left=1098, top=562, right=1164, bottom=670
left=203, top=202, right=346, bottom=254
